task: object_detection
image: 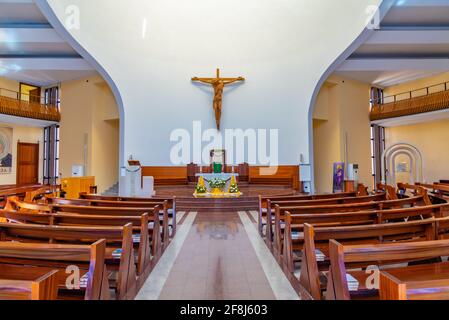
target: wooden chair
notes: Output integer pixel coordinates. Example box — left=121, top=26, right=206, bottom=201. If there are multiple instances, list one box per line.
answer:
left=0, top=240, right=108, bottom=300
left=328, top=237, right=449, bottom=300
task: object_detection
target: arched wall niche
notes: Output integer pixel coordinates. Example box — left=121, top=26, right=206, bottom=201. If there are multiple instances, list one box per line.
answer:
left=382, top=143, right=423, bottom=186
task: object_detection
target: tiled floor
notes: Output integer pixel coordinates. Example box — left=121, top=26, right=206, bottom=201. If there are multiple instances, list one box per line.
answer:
left=137, top=211, right=299, bottom=300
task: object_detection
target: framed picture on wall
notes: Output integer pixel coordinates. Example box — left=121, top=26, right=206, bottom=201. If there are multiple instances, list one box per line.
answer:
left=0, top=128, right=12, bottom=174
left=333, top=162, right=345, bottom=193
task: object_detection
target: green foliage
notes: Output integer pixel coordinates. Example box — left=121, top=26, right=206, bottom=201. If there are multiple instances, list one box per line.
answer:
left=208, top=178, right=227, bottom=189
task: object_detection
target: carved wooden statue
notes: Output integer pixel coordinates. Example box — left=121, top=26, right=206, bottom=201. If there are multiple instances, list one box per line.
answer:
left=192, top=68, right=245, bottom=130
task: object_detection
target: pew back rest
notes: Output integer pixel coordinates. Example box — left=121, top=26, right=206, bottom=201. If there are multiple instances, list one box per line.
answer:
left=0, top=222, right=130, bottom=244
left=50, top=205, right=152, bottom=216
left=48, top=197, right=165, bottom=209
left=0, top=240, right=107, bottom=300
left=329, top=238, right=449, bottom=300
left=5, top=197, right=51, bottom=213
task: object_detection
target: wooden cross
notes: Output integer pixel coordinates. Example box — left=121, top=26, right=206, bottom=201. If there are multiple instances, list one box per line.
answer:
left=192, top=68, right=245, bottom=130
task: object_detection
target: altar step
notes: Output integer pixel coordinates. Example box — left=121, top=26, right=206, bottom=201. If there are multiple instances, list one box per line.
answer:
left=176, top=197, right=259, bottom=212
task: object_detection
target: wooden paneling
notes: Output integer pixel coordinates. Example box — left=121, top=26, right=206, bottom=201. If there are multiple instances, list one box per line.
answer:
left=143, top=165, right=300, bottom=189
left=249, top=165, right=300, bottom=190
left=61, top=176, right=95, bottom=199
left=16, top=142, right=39, bottom=185
left=141, top=166, right=188, bottom=186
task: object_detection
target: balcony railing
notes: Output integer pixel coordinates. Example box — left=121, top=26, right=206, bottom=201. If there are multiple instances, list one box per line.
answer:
left=370, top=82, right=449, bottom=121
left=0, top=88, right=60, bottom=122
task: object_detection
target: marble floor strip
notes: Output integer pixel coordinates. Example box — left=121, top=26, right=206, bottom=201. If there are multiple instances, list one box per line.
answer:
left=135, top=212, right=197, bottom=300
left=238, top=211, right=300, bottom=300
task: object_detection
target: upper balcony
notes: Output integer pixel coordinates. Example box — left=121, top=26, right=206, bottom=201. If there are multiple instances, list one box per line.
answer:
left=370, top=82, right=449, bottom=122
left=0, top=88, right=60, bottom=123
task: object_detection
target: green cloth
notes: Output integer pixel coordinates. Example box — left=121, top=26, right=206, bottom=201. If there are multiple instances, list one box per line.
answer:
left=213, top=163, right=222, bottom=173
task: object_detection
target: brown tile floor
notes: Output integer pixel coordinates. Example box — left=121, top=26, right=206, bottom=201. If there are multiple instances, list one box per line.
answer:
left=159, top=211, right=276, bottom=300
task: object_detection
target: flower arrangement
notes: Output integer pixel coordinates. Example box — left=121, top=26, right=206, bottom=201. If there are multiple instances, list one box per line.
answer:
left=195, top=176, right=207, bottom=194
left=195, top=185, right=207, bottom=194
left=208, top=178, right=227, bottom=190
left=229, top=183, right=240, bottom=194
left=228, top=175, right=240, bottom=194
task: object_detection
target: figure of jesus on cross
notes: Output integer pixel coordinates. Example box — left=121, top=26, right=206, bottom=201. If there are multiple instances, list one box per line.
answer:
left=192, top=68, right=245, bottom=130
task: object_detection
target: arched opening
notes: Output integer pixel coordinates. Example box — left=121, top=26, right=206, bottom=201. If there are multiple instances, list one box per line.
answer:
left=382, top=143, right=423, bottom=186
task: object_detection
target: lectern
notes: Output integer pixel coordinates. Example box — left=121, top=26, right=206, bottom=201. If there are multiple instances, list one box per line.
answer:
left=119, top=159, right=155, bottom=197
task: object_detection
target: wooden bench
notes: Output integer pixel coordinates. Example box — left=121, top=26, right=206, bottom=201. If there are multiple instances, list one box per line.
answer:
left=282, top=205, right=447, bottom=274
left=0, top=265, right=59, bottom=300
left=376, top=183, right=398, bottom=200
left=0, top=223, right=136, bottom=300
left=79, top=193, right=178, bottom=237
left=0, top=209, right=161, bottom=281
left=273, top=195, right=435, bottom=253
left=264, top=193, right=389, bottom=246
left=328, top=238, right=449, bottom=300
left=258, top=192, right=360, bottom=236
left=379, top=261, right=449, bottom=300
left=298, top=219, right=438, bottom=300
left=48, top=204, right=170, bottom=249
left=0, top=240, right=108, bottom=300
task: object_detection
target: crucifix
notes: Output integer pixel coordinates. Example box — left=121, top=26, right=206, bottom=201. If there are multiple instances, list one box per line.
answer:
left=192, top=68, right=245, bottom=130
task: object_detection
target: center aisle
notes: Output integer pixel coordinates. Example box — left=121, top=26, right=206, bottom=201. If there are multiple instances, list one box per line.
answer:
left=136, top=211, right=300, bottom=300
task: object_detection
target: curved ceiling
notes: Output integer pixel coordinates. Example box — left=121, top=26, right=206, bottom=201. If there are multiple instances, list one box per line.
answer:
left=0, top=0, right=95, bottom=86
left=335, top=0, right=449, bottom=87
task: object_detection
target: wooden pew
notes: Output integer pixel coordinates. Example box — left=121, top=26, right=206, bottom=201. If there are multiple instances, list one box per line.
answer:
left=258, top=191, right=360, bottom=237
left=4, top=196, right=51, bottom=213
left=0, top=240, right=108, bottom=300
left=48, top=203, right=169, bottom=249
left=0, top=209, right=161, bottom=281
left=298, top=219, right=438, bottom=300
left=0, top=223, right=136, bottom=300
left=24, top=185, right=61, bottom=203
left=79, top=193, right=178, bottom=237
left=417, top=182, right=449, bottom=199
left=379, top=264, right=449, bottom=300
left=273, top=195, right=432, bottom=252
left=264, top=193, right=388, bottom=246
left=0, top=265, right=59, bottom=300
left=328, top=238, right=449, bottom=300
left=282, top=205, right=447, bottom=275
left=0, top=184, right=45, bottom=207
left=376, top=183, right=398, bottom=200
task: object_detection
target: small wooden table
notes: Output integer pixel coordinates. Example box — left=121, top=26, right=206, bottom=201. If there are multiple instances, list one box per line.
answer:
left=379, top=262, right=449, bottom=300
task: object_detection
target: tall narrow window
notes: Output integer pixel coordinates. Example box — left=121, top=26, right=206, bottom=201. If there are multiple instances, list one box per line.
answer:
left=44, top=86, right=60, bottom=109
left=371, top=125, right=386, bottom=187
left=43, top=125, right=60, bottom=185
left=370, top=87, right=384, bottom=107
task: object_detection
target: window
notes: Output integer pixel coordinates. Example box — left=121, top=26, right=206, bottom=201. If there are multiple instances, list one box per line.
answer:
left=44, top=86, right=60, bottom=109
left=370, top=87, right=384, bottom=107
left=371, top=125, right=386, bottom=186
left=43, top=125, right=60, bottom=185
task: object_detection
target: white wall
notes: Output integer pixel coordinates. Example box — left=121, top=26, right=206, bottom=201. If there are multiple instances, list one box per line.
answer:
left=0, top=123, right=44, bottom=185
left=39, top=0, right=383, bottom=167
